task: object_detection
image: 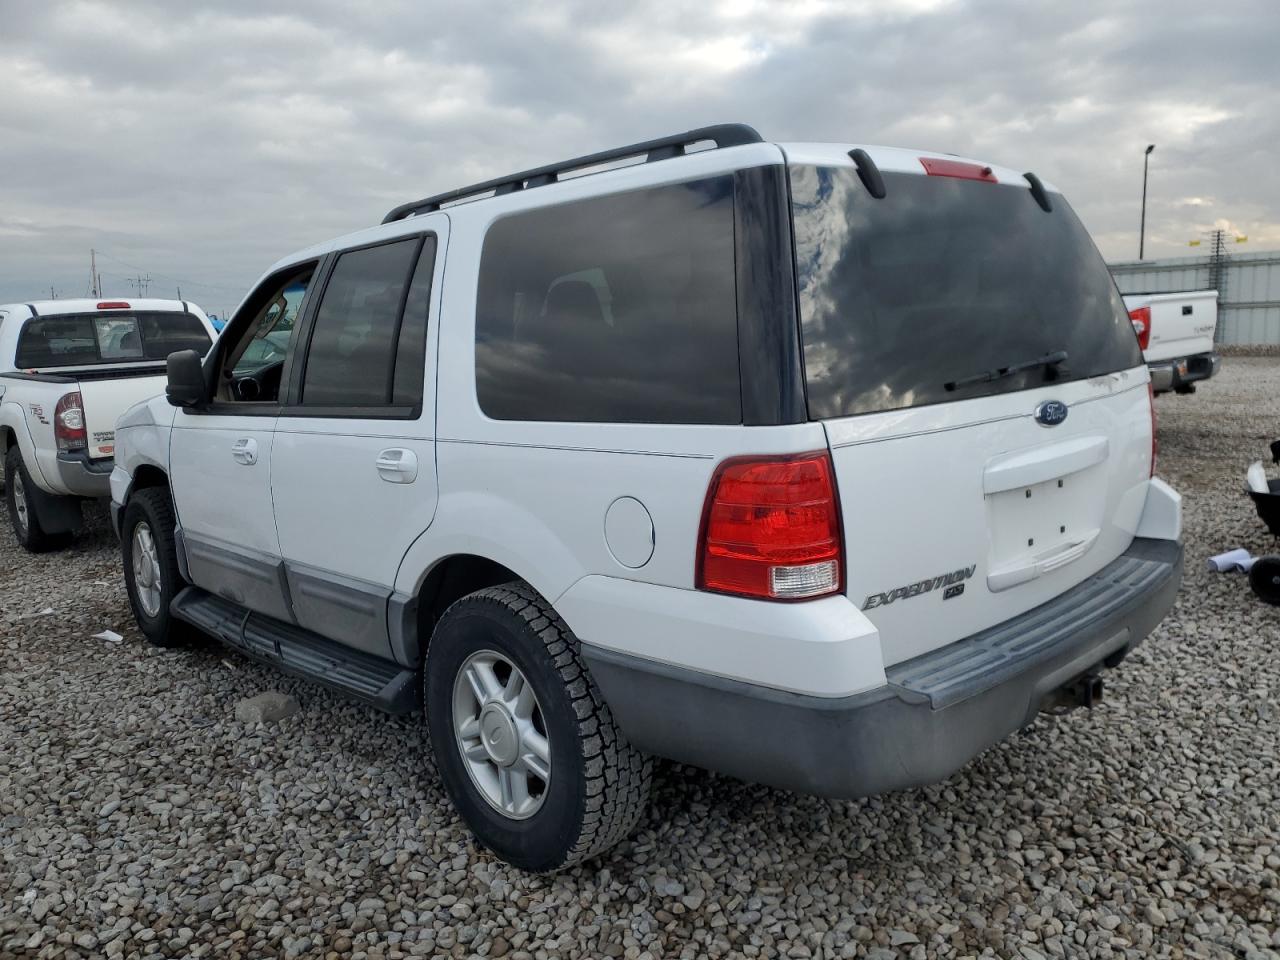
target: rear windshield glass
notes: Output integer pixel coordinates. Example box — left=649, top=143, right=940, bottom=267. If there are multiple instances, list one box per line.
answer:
left=790, top=166, right=1141, bottom=419
left=16, top=312, right=211, bottom=369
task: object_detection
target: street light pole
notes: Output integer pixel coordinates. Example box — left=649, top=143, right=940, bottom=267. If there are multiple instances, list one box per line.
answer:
left=1139, top=143, right=1155, bottom=260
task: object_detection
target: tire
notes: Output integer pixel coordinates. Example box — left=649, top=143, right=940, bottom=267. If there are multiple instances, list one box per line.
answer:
left=121, top=487, right=192, bottom=647
left=5, top=446, right=71, bottom=553
left=425, top=582, right=652, bottom=872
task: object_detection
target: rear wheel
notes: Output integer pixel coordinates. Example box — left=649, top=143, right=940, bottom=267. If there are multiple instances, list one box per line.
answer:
left=4, top=446, right=71, bottom=553
left=121, top=487, right=192, bottom=647
left=425, top=582, right=652, bottom=872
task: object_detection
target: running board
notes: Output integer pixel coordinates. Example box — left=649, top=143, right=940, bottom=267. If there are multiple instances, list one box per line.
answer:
left=170, top=587, right=418, bottom=714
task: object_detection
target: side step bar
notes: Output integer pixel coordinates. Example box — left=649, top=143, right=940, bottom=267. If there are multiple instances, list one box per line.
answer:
left=171, top=587, right=418, bottom=714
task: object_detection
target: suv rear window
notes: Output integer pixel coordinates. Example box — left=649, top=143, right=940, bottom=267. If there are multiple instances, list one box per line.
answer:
left=16, top=312, right=211, bottom=369
left=475, top=176, right=740, bottom=424
left=790, top=166, right=1142, bottom=419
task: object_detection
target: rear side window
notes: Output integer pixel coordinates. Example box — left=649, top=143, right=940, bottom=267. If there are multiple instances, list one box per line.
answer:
left=300, top=236, right=435, bottom=409
left=790, top=166, right=1143, bottom=419
left=16, top=312, right=211, bottom=368
left=475, top=176, right=740, bottom=424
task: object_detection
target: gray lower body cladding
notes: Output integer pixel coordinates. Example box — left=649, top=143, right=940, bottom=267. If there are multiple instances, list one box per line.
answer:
left=582, top=537, right=1183, bottom=799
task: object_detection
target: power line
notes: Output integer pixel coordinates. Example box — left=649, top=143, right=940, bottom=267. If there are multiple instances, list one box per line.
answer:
left=92, top=249, right=232, bottom=293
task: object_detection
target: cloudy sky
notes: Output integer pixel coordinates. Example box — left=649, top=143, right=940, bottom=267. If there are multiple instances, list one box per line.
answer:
left=1, top=0, right=1275, bottom=312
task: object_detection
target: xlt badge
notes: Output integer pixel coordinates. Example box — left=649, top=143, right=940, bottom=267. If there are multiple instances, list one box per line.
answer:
left=862, top=565, right=976, bottom=610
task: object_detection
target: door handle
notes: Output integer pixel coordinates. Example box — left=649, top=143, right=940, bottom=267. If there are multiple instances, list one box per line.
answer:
left=231, top=437, right=258, bottom=466
left=376, top=448, right=418, bottom=483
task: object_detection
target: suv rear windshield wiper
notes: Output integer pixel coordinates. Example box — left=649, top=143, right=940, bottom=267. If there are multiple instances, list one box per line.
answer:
left=944, top=350, right=1068, bottom=392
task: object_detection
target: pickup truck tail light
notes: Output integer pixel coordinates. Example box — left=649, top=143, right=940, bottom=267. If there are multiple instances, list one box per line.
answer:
left=1148, top=383, right=1157, bottom=477
left=697, top=451, right=844, bottom=601
left=54, top=391, right=87, bottom=453
left=1129, top=305, right=1152, bottom=350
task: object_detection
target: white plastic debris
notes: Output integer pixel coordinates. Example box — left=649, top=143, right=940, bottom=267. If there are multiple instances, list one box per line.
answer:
left=1247, top=461, right=1270, bottom=494
left=1206, top=548, right=1257, bottom=573
left=92, top=629, right=124, bottom=644
left=19, top=607, right=55, bottom=619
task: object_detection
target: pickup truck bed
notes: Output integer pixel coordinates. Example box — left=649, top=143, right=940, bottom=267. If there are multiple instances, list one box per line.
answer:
left=1124, top=290, right=1220, bottom=394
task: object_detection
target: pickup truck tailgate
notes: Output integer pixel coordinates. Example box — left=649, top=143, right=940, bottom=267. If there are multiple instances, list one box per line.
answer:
left=79, top=373, right=168, bottom=459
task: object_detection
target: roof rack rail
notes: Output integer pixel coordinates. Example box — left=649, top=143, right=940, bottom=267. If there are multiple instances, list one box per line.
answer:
left=381, top=123, right=763, bottom=224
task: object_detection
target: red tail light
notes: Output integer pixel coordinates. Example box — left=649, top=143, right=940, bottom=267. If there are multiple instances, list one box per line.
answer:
left=1148, top=383, right=1157, bottom=477
left=97, top=301, right=130, bottom=309
left=1129, top=305, right=1152, bottom=350
left=919, top=157, right=998, bottom=182
left=54, top=391, right=87, bottom=453
left=697, top=451, right=843, bottom=601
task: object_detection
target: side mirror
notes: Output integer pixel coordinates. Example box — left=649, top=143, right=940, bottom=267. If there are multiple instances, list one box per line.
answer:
left=166, top=349, right=207, bottom=408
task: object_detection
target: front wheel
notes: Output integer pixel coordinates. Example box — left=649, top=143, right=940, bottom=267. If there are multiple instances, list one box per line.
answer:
left=425, top=582, right=652, bottom=872
left=121, top=487, right=193, bottom=647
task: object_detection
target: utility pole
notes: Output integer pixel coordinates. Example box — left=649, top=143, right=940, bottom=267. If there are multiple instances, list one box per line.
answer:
left=50, top=286, right=56, bottom=299
left=128, top=273, right=153, bottom=297
left=90, top=249, right=100, bottom=298
left=1139, top=144, right=1155, bottom=260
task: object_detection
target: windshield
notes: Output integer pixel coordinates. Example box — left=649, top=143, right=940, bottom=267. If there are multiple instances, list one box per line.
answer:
left=790, top=166, right=1141, bottom=419
left=15, top=311, right=211, bottom=369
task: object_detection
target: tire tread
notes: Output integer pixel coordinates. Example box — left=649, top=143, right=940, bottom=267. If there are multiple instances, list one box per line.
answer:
left=436, top=581, right=652, bottom=870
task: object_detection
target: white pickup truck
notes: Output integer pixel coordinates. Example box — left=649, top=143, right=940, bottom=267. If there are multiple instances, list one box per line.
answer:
left=1123, top=290, right=1221, bottom=395
left=1, top=298, right=215, bottom=551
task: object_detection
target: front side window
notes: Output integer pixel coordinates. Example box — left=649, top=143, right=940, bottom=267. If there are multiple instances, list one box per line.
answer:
left=790, top=165, right=1143, bottom=419
left=219, top=267, right=314, bottom=403
left=16, top=312, right=212, bottom=369
left=475, top=176, right=741, bottom=424
left=298, top=236, right=433, bottom=409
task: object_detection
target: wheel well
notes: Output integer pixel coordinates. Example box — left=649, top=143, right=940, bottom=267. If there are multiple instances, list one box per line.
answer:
left=1, top=427, right=14, bottom=453
left=415, top=555, right=524, bottom=654
left=128, top=465, right=170, bottom=497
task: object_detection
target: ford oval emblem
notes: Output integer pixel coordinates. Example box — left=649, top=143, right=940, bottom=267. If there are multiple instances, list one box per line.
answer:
left=1035, top=399, right=1069, bottom=427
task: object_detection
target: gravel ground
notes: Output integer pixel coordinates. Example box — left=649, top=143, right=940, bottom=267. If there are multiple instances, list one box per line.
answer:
left=3, top=359, right=1280, bottom=960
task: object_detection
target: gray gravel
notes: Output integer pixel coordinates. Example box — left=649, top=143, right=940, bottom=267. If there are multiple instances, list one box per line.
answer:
left=3, top=358, right=1280, bottom=960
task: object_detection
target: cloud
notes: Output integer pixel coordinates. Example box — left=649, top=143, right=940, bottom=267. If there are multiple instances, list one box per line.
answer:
left=0, top=0, right=1276, bottom=309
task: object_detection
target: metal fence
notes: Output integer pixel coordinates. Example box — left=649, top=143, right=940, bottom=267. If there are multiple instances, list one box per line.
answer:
left=1110, top=249, right=1280, bottom=345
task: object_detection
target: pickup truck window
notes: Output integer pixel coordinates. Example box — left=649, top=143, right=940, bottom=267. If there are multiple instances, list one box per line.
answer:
left=15, top=312, right=211, bottom=369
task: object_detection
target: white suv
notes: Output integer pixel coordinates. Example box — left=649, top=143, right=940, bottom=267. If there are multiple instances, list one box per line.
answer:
left=111, top=125, right=1183, bottom=871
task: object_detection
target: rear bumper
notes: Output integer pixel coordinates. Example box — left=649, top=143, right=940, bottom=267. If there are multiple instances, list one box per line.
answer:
left=53, top=451, right=113, bottom=498
left=1149, top=352, right=1220, bottom=393
left=583, top=536, right=1182, bottom=799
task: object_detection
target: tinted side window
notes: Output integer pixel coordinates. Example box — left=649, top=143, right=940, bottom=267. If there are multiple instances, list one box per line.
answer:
left=301, top=238, right=420, bottom=407
left=392, top=237, right=437, bottom=406
left=475, top=176, right=741, bottom=424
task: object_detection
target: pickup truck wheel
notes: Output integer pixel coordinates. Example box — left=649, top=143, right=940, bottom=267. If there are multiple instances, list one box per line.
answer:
left=425, top=582, right=652, bottom=872
left=121, top=488, right=191, bottom=647
left=5, top=446, right=70, bottom=553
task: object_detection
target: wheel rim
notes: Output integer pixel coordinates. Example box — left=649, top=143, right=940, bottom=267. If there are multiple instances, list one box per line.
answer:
left=12, top=470, right=29, bottom=536
left=452, top=649, right=551, bottom=820
left=131, top=521, right=163, bottom=618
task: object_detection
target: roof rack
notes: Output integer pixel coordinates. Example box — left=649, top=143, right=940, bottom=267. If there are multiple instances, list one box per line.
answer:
left=381, top=123, right=763, bottom=224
